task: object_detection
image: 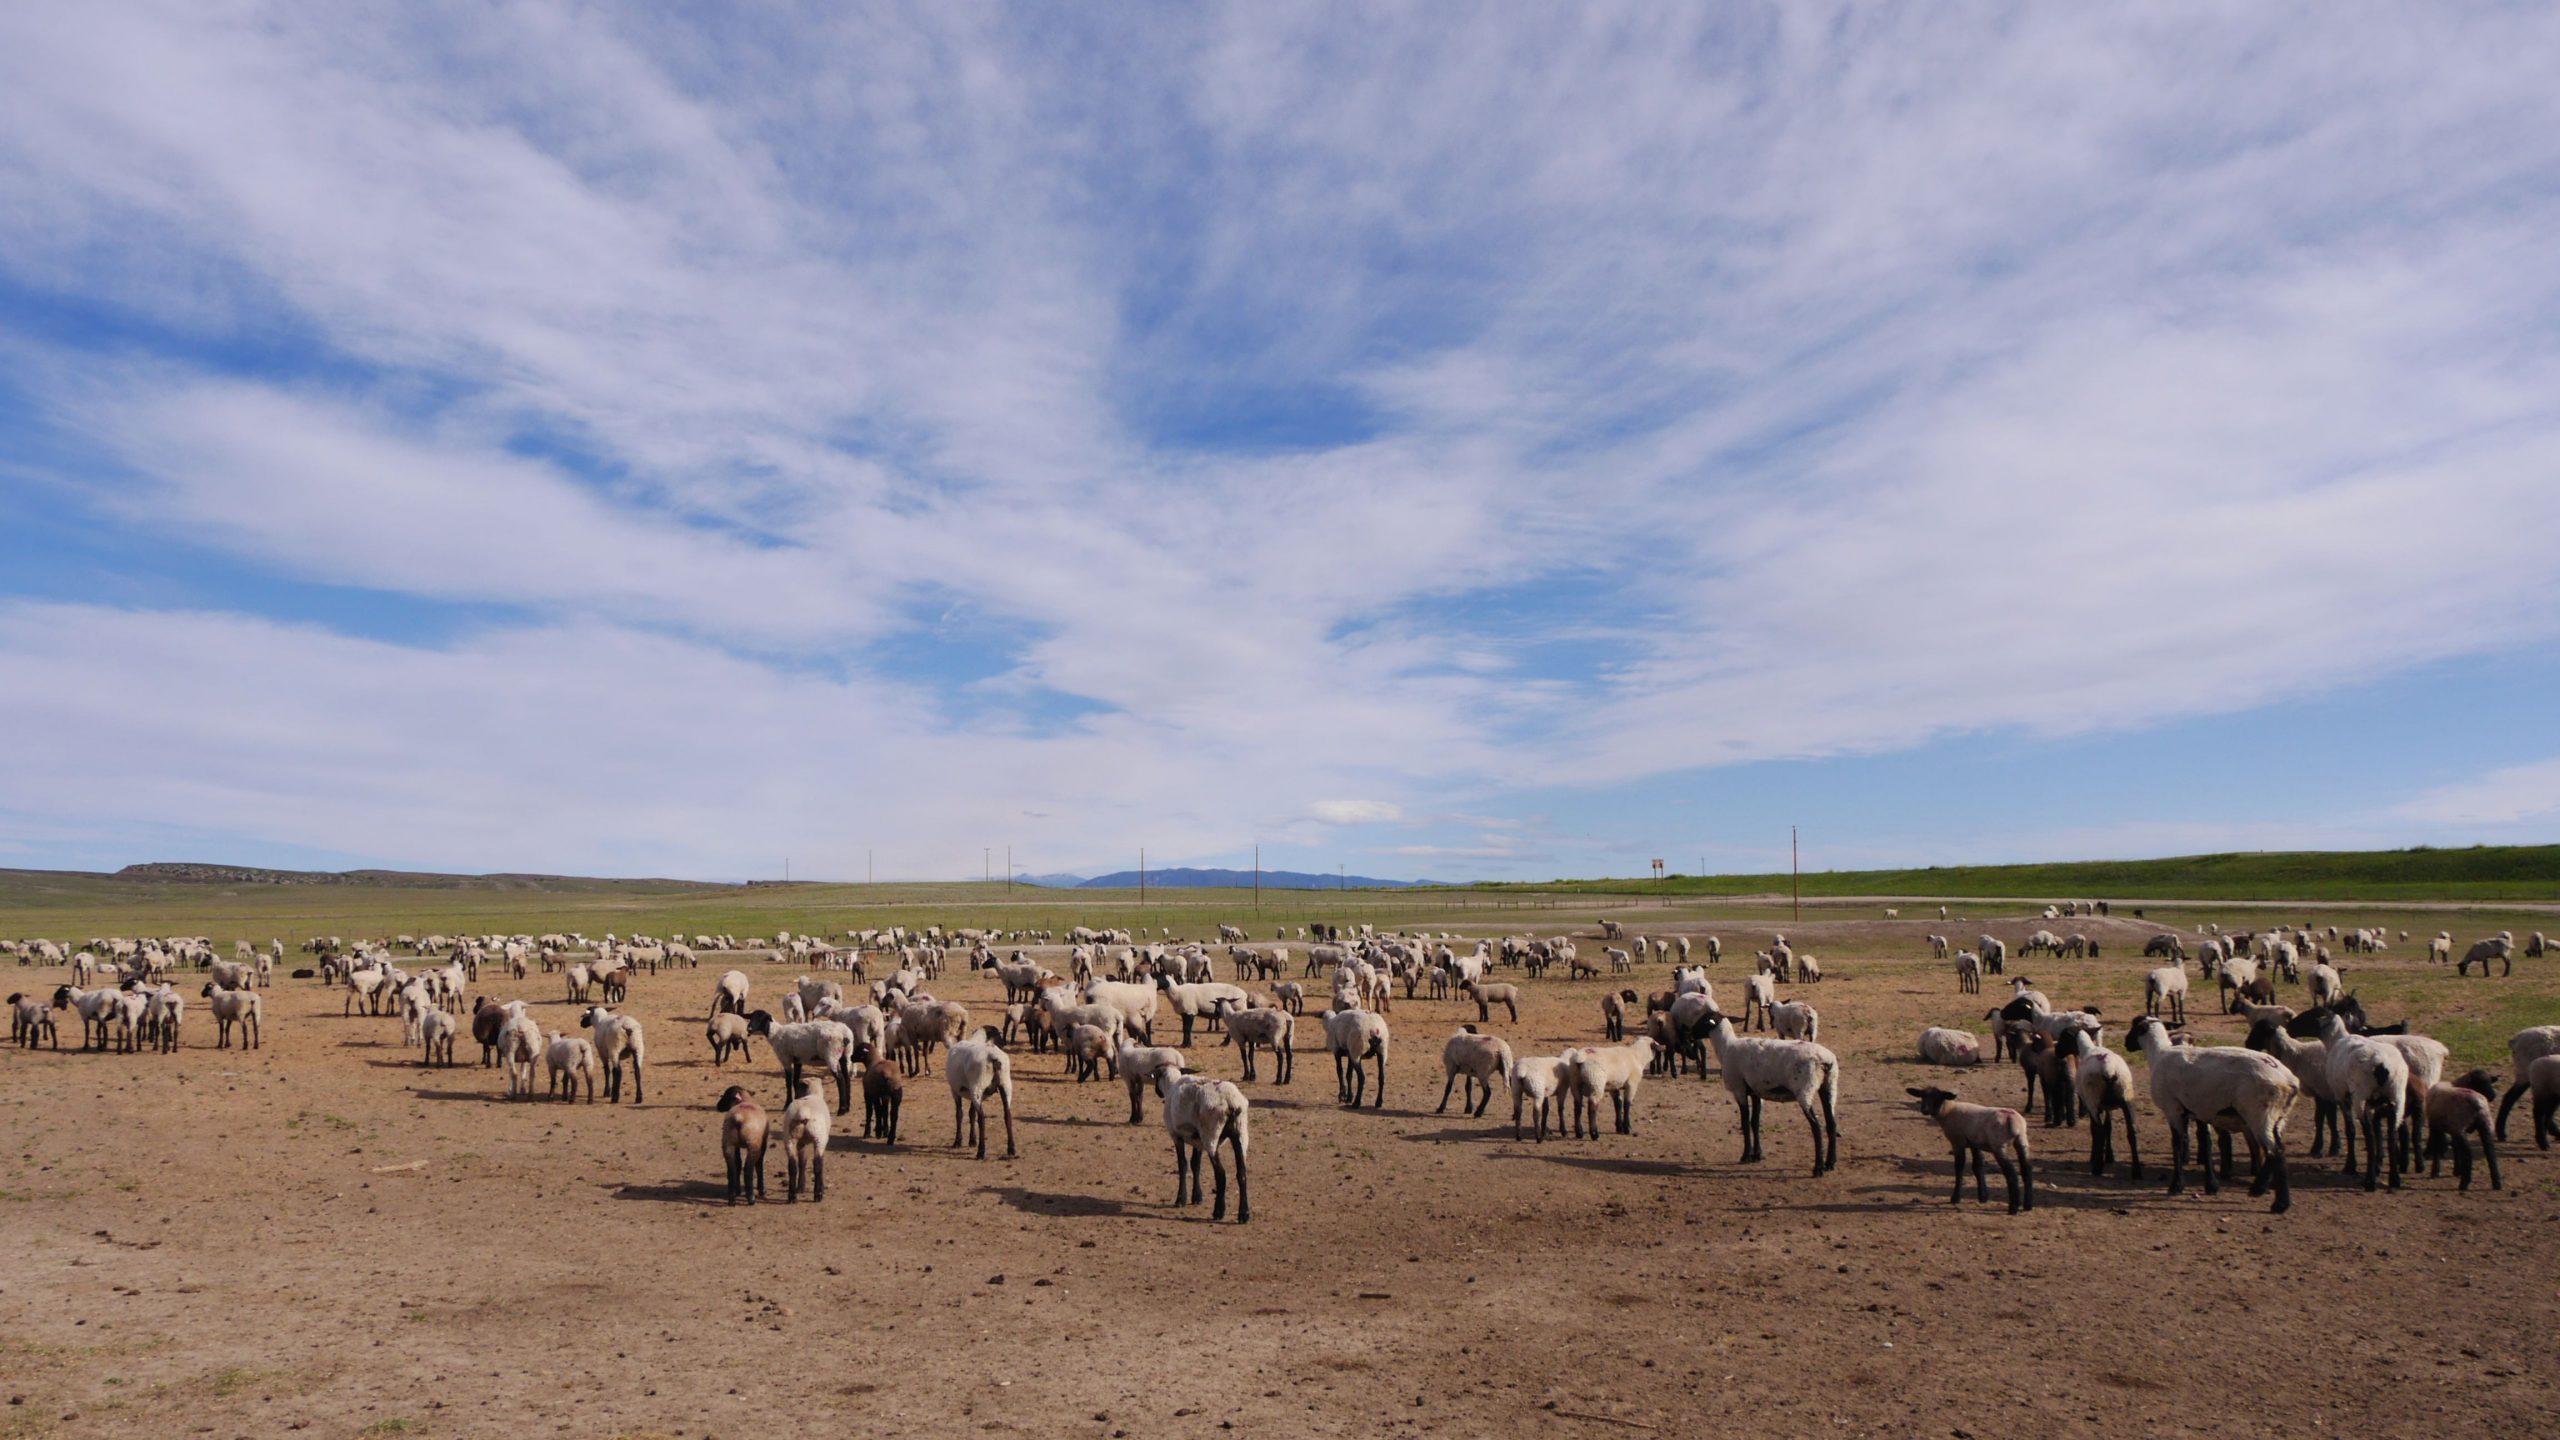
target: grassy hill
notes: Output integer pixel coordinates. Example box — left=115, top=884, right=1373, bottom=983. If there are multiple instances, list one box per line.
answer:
left=1485, top=844, right=2560, bottom=903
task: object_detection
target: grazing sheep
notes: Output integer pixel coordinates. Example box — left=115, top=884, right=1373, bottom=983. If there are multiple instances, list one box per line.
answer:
left=1510, top=1053, right=1575, bottom=1141
left=2125, top=1015, right=2298, bottom=1213
left=1438, top=1027, right=1516, bottom=1117
left=1766, top=1000, right=1819, bottom=1043
left=856, top=1043, right=904, bottom=1144
left=198, top=983, right=263, bottom=1050
left=2307, top=962, right=2345, bottom=1007
left=1907, top=1087, right=2034, bottom=1212
left=945, top=1028, right=1019, bottom=1159
left=1794, top=953, right=1823, bottom=984
left=1917, top=1027, right=1981, bottom=1066
left=1116, top=1043, right=1187, bottom=1125
left=1565, top=1038, right=1660, bottom=1137
left=783, top=1077, right=832, bottom=1201
left=1463, top=979, right=1520, bottom=1025
left=1269, top=982, right=1306, bottom=1016
left=1698, top=1012, right=1840, bottom=1175
left=705, top=1012, right=753, bottom=1066
left=2422, top=1071, right=2502, bottom=1191
left=2062, top=1028, right=2141, bottom=1180
left=712, top=970, right=750, bottom=1015
left=715, top=1085, right=769, bottom=1204
left=2494, top=1026, right=2560, bottom=1140
left=1324, top=1008, right=1391, bottom=1109
left=1157, top=1067, right=1251, bottom=1222
left=1218, top=1001, right=1294, bottom=1084
left=579, top=1006, right=647, bottom=1105
left=545, top=1032, right=600, bottom=1102
left=2458, top=933, right=2515, bottom=978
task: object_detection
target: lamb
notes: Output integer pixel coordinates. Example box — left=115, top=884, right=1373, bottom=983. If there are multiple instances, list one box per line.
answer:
left=1509, top=1053, right=1576, bottom=1141
left=945, top=1028, right=1018, bottom=1159
left=1438, top=1027, right=1516, bottom=1117
left=782, top=1077, right=832, bottom=1201
left=712, top=970, right=751, bottom=1015
left=1697, top=1012, right=1839, bottom=1174
left=1269, top=982, right=1306, bottom=1016
left=1917, top=1027, right=1981, bottom=1066
left=2011, top=1030, right=2078, bottom=1127
left=715, top=1085, right=770, bottom=1203
left=578, top=1006, right=647, bottom=1104
left=499, top=1007, right=543, bottom=1099
left=1082, top=979, right=1159, bottom=1046
left=2305, top=1008, right=2410, bottom=1191
left=1462, top=979, right=1520, bottom=1025
left=2144, top=961, right=2190, bottom=1024
left=2124, top=1015, right=2298, bottom=1213
left=1217, top=1001, right=1294, bottom=1084
left=1906, top=1087, right=2034, bottom=1212
left=2457, top=932, right=2515, bottom=977
left=9, top=992, right=56, bottom=1049
left=856, top=1043, right=904, bottom=1144
left=2244, top=1019, right=2345, bottom=1159
left=1601, top=989, right=1638, bottom=1042
left=2494, top=1025, right=2560, bottom=1139
left=2062, top=1028, right=2141, bottom=1179
left=2421, top=1070, right=2502, bottom=1191
left=1955, top=951, right=1982, bottom=994
left=1794, top=953, right=1823, bottom=984
left=1062, top=1023, right=1118, bottom=1082
left=2306, top=962, right=2344, bottom=1007
left=545, top=1032, right=600, bottom=1102
left=420, top=1006, right=457, bottom=1067
left=2527, top=1054, right=2560, bottom=1149
left=198, top=983, right=263, bottom=1050
left=1324, top=1008, right=1391, bottom=1109
left=1565, top=1038, right=1660, bottom=1137
left=1156, top=1067, right=1251, bottom=1223
left=1765, top=1000, right=1819, bottom=1043
left=1741, top=972, right=1776, bottom=1031
left=1116, top=1043, right=1187, bottom=1125
left=705, top=1012, right=753, bottom=1066
left=744, top=1012, right=857, bottom=1115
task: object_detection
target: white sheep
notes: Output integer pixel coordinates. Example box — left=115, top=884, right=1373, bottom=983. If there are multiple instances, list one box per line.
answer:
left=1509, top=1053, right=1576, bottom=1141
left=783, top=1077, right=832, bottom=1201
left=2125, top=1015, right=2298, bottom=1212
left=1323, top=1008, right=1390, bottom=1109
left=744, top=1012, right=856, bottom=1115
left=2144, top=961, right=2190, bottom=1025
left=945, top=1029, right=1018, bottom=1159
left=1461, top=978, right=1520, bottom=1024
left=499, top=1007, right=543, bottom=1099
left=2244, top=1018, right=2346, bottom=1160
left=712, top=970, right=751, bottom=1015
left=1437, top=1027, right=1516, bottom=1117
left=1906, top=1087, right=2033, bottom=1212
left=1156, top=1067, right=1250, bottom=1222
left=705, top=1012, right=753, bottom=1066
left=2494, top=1025, right=2560, bottom=1140
left=2306, top=1009, right=2410, bottom=1191
left=1916, top=1027, right=1981, bottom=1067
left=1216, top=1001, right=1295, bottom=1084
left=1698, top=1012, right=1839, bottom=1174
left=420, top=1007, right=457, bottom=1067
left=1741, top=972, right=1776, bottom=1031
left=578, top=1006, right=647, bottom=1104
left=1765, top=999, right=1819, bottom=1043
left=198, top=983, right=262, bottom=1050
left=545, top=1032, right=600, bottom=1102
left=2061, top=1028, right=2141, bottom=1180
left=1116, top=1043, right=1186, bottom=1125
left=1565, top=1037, right=1660, bottom=1137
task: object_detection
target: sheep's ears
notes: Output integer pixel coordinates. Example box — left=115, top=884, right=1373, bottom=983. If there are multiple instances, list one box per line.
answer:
left=1906, top=1088, right=1930, bottom=1099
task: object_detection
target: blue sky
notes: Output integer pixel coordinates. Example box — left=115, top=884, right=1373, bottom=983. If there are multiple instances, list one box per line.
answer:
left=4, top=4, right=2559, bottom=883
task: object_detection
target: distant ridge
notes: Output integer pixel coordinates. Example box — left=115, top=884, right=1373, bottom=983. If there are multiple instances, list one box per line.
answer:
left=109, top=863, right=713, bottom=892
left=1070, top=866, right=1444, bottom=891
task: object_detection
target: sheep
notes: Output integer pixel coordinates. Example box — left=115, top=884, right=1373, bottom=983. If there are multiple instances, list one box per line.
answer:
left=945, top=1028, right=1018, bottom=1159
left=1117, top=1043, right=1187, bottom=1125
left=2457, top=932, right=2514, bottom=977
left=545, top=1032, right=600, bottom=1102
left=2305, top=1008, right=2410, bottom=1191
left=2422, top=1071, right=2502, bottom=1191
left=1917, top=1027, right=1981, bottom=1066
left=53, top=984, right=120, bottom=1050
left=1794, top=953, right=1823, bottom=984
left=420, top=1007, right=457, bottom=1067
left=1766, top=999, right=1819, bottom=1043
left=1907, top=1087, right=2034, bottom=1212
left=499, top=1008, right=543, bottom=1099
left=1463, top=978, right=1520, bottom=1025
left=1509, top=1053, right=1576, bottom=1141
left=198, top=983, right=263, bottom=1050
left=1082, top=979, right=1159, bottom=1046
left=1324, top=1008, right=1390, bottom=1109
left=2306, top=962, right=2344, bottom=1007
left=1061, top=1022, right=1118, bottom=1082
left=782, top=1077, right=832, bottom=1201
left=1157, top=979, right=1250, bottom=1045
left=2144, top=961, right=2190, bottom=1024
left=1601, top=988, right=1639, bottom=1042
left=1955, top=951, right=1982, bottom=994
left=2427, top=932, right=2454, bottom=964
left=2244, top=1019, right=2346, bottom=1159
left=715, top=1085, right=770, bottom=1203
left=578, top=1006, right=647, bottom=1104
left=744, top=1012, right=856, bottom=1115
left=1741, top=972, right=1776, bottom=1031
left=2062, top=1028, right=2142, bottom=1179
left=712, top=970, right=751, bottom=1016
left=1269, top=982, right=1306, bottom=1016
left=1157, top=1067, right=1251, bottom=1223
left=705, top=1012, right=753, bottom=1066
left=2012, top=1029, right=2078, bottom=1127
left=1698, top=1012, right=1840, bottom=1174
left=2494, top=1025, right=2560, bottom=1139
left=2526, top=1054, right=2560, bottom=1149
left=1217, top=1001, right=1294, bottom=1084
left=1565, top=1038, right=1660, bottom=1137
left=855, top=1043, right=904, bottom=1144
left=1438, top=1027, right=1516, bottom=1117
left=9, top=992, right=56, bottom=1049
left=2124, top=1015, right=2298, bottom=1213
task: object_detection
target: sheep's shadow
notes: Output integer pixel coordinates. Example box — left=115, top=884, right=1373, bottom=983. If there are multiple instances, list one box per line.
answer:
left=1391, top=1126, right=1511, bottom=1144
left=1486, top=1151, right=1695, bottom=1177
left=611, top=1178, right=727, bottom=1205
left=407, top=1088, right=501, bottom=1102
left=977, top=1186, right=1147, bottom=1220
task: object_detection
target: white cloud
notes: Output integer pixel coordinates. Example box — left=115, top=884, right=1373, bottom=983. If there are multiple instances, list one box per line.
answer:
left=1310, top=800, right=1404, bottom=825
left=2393, top=760, right=2560, bottom=829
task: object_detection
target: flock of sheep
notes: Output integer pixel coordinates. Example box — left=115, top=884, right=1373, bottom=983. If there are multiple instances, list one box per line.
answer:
left=9, top=912, right=2559, bottom=1228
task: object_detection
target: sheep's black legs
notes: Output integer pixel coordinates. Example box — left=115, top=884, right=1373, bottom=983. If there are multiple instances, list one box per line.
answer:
left=998, top=1091, right=1016, bottom=1158
left=2495, top=1084, right=2525, bottom=1141
left=1172, top=1137, right=1192, bottom=1205
left=1227, top=1131, right=1249, bottom=1223
left=1968, top=1146, right=1988, bottom=1202
left=2476, top=1127, right=2502, bottom=1190
left=1993, top=1152, right=2021, bottom=1214
left=1438, top=1074, right=1458, bottom=1114
left=2194, top=1119, right=2220, bottom=1194
left=2015, top=1149, right=2034, bottom=1211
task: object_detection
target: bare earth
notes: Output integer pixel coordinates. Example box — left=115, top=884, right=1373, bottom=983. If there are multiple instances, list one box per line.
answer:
left=5, top=910, right=2556, bottom=1439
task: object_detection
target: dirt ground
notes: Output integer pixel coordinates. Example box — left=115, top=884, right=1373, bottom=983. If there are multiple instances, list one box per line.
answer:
left=5, top=909, right=2558, bottom=1439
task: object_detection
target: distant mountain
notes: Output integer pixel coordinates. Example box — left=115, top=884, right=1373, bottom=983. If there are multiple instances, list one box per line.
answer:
left=1015, top=872, right=1092, bottom=888
left=1072, top=867, right=1445, bottom=891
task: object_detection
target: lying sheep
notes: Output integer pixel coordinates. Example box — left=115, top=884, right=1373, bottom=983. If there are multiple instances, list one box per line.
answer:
left=715, top=1085, right=770, bottom=1204
left=1917, top=1027, right=1981, bottom=1066
left=1438, top=1027, right=1516, bottom=1118
left=1907, top=1087, right=2034, bottom=1213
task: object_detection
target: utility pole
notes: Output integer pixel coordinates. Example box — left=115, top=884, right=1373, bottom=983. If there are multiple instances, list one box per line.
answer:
left=1006, top=845, right=1012, bottom=895
left=1254, top=844, right=1261, bottom=914
left=1791, top=826, right=1800, bottom=923
left=1140, top=848, right=1147, bottom=906
left=867, top=849, right=873, bottom=886
left=784, top=856, right=790, bottom=883
left=984, top=848, right=990, bottom=884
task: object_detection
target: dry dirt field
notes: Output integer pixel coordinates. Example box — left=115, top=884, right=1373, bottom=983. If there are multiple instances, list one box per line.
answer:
left=6, top=906, right=2559, bottom=1439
